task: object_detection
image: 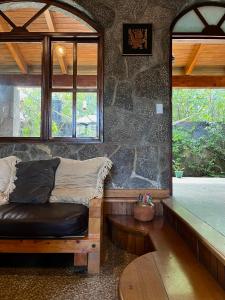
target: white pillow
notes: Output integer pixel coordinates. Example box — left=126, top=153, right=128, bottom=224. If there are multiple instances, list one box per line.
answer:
left=0, top=156, right=21, bottom=204
left=50, top=157, right=112, bottom=206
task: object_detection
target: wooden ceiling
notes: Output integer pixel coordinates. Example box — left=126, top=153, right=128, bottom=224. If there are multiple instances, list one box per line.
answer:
left=0, top=8, right=97, bottom=76
left=3, top=8, right=94, bottom=32
left=173, top=41, right=225, bottom=76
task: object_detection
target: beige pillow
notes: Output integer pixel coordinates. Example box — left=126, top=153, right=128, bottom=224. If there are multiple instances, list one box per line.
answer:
left=50, top=157, right=112, bottom=206
left=0, top=156, right=21, bottom=204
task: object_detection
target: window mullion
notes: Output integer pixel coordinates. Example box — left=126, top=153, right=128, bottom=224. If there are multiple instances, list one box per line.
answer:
left=73, top=41, right=77, bottom=138
left=41, top=35, right=51, bottom=140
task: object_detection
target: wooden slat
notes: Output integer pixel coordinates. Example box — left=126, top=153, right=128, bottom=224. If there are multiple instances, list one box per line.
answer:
left=0, top=17, right=27, bottom=74
left=0, top=238, right=99, bottom=253
left=173, top=75, right=225, bottom=88
left=185, top=44, right=204, bottom=75
left=104, top=189, right=170, bottom=199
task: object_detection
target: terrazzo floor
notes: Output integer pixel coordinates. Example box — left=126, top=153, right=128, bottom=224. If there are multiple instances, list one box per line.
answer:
left=173, top=177, right=225, bottom=237
left=0, top=238, right=136, bottom=300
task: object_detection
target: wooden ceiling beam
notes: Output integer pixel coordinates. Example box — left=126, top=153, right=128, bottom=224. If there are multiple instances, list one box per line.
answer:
left=0, top=17, right=27, bottom=74
left=173, top=75, right=225, bottom=88
left=44, top=9, right=68, bottom=75
left=185, top=44, right=204, bottom=75
left=44, top=9, right=55, bottom=32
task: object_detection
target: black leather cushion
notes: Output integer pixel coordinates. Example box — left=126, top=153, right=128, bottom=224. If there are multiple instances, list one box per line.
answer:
left=9, top=159, right=60, bottom=204
left=0, top=203, right=88, bottom=237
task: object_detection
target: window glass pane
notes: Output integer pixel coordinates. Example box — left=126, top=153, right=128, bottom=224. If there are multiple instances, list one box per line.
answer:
left=173, top=10, right=205, bottom=33
left=198, top=6, right=225, bottom=25
left=76, top=92, right=98, bottom=138
left=221, top=21, right=225, bottom=33
left=52, top=42, right=73, bottom=88
left=0, top=42, right=42, bottom=137
left=51, top=92, right=73, bottom=137
left=77, top=43, right=97, bottom=89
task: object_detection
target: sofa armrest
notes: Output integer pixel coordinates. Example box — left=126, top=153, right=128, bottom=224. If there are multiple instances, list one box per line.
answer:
left=88, top=198, right=103, bottom=238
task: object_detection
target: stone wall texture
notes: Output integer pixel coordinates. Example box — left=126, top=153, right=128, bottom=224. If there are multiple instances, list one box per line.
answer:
left=1, top=0, right=224, bottom=189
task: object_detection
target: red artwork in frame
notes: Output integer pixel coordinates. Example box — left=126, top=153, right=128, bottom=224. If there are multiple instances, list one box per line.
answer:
left=123, top=23, right=152, bottom=55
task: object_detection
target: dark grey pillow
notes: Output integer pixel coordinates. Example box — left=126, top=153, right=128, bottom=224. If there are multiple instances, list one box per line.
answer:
left=9, top=158, right=60, bottom=204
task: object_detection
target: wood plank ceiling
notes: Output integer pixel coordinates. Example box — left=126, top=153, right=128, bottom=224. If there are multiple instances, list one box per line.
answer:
left=173, top=41, right=225, bottom=87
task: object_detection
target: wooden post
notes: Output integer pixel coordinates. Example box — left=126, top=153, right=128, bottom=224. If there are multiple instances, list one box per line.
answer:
left=87, top=198, right=103, bottom=274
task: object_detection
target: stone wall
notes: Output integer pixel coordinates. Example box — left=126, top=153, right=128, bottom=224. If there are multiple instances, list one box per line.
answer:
left=1, top=0, right=224, bottom=189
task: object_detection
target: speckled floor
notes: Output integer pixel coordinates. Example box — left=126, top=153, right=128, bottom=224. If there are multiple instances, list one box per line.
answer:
left=0, top=239, right=136, bottom=300
left=173, top=177, right=225, bottom=237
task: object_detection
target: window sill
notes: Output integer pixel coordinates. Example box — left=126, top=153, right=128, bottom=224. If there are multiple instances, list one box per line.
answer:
left=0, top=137, right=103, bottom=144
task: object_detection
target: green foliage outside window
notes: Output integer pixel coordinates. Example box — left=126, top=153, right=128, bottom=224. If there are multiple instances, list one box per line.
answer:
left=19, top=87, right=41, bottom=137
left=173, top=89, right=225, bottom=123
left=18, top=88, right=97, bottom=138
left=173, top=89, right=225, bottom=177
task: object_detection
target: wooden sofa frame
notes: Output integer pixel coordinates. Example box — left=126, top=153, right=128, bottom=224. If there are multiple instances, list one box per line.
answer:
left=0, top=198, right=103, bottom=274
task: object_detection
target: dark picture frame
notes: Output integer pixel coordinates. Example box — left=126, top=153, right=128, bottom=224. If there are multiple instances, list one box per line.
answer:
left=123, top=23, right=152, bottom=55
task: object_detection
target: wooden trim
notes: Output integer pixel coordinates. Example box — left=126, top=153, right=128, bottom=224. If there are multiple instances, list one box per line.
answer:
left=42, top=36, right=50, bottom=140
left=173, top=75, right=225, bottom=88
left=98, top=35, right=104, bottom=141
left=104, top=189, right=170, bottom=199
left=0, top=74, right=97, bottom=88
left=73, top=42, right=77, bottom=138
left=0, top=238, right=99, bottom=253
left=185, top=44, right=204, bottom=75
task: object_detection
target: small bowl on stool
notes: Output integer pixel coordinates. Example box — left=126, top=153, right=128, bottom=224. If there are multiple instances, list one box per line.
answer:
left=134, top=203, right=155, bottom=222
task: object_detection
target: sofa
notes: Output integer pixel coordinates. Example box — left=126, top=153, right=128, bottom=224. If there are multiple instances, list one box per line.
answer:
left=0, top=156, right=112, bottom=274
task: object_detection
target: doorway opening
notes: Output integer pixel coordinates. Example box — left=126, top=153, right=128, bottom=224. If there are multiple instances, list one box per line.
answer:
left=171, top=3, right=225, bottom=237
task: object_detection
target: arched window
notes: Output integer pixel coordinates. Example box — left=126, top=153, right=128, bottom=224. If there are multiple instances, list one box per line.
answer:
left=0, top=1, right=103, bottom=142
left=173, top=3, right=225, bottom=37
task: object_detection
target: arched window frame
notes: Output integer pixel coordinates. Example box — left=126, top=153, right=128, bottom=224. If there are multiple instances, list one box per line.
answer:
left=172, top=2, right=225, bottom=38
left=0, top=0, right=103, bottom=143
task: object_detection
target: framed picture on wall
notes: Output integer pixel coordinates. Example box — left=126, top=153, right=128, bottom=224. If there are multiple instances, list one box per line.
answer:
left=123, top=23, right=152, bottom=55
